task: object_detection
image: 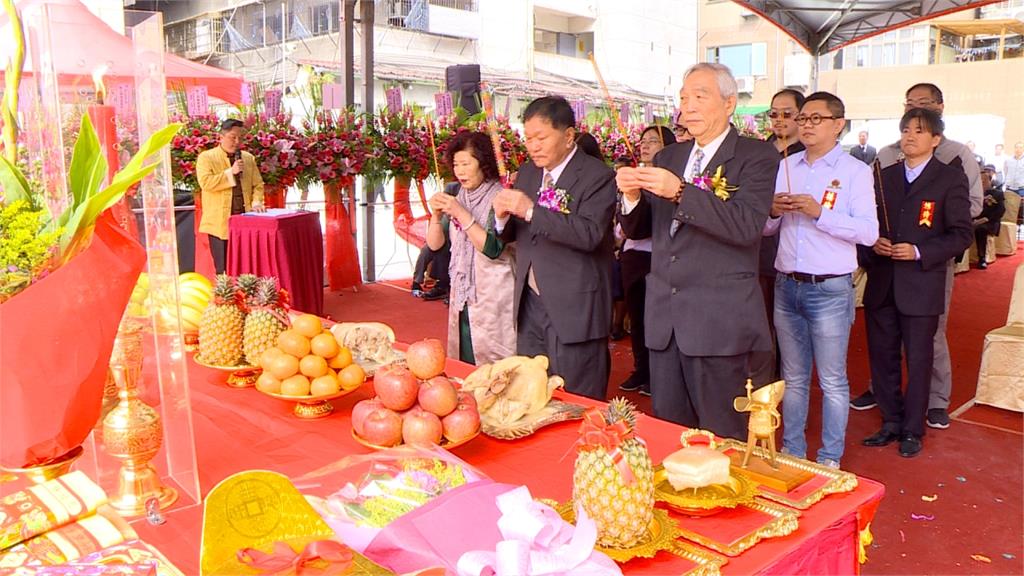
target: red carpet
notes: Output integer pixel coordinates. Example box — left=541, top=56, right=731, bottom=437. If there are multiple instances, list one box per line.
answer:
left=322, top=249, right=1023, bottom=575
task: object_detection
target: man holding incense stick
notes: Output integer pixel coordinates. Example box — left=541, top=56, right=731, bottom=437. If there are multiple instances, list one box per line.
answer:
left=762, top=92, right=878, bottom=469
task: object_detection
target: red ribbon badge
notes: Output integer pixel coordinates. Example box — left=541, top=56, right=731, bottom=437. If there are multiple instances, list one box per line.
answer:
left=821, top=190, right=838, bottom=210
left=237, top=540, right=354, bottom=576
left=919, top=201, right=935, bottom=228
left=575, top=408, right=636, bottom=485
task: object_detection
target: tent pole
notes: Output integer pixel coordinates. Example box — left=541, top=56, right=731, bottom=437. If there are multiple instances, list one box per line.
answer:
left=811, top=48, right=819, bottom=91
left=341, top=0, right=355, bottom=106
left=360, top=0, right=376, bottom=282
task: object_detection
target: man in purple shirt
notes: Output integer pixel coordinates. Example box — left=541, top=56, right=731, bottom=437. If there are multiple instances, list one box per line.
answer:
left=763, top=92, right=879, bottom=468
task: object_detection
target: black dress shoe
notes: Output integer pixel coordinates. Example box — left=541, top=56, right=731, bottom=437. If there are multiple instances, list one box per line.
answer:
left=899, top=434, right=923, bottom=458
left=862, top=429, right=900, bottom=447
left=422, top=286, right=449, bottom=301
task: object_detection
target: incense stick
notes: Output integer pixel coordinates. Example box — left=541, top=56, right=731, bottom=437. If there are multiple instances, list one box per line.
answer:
left=872, top=159, right=891, bottom=236
left=479, top=86, right=508, bottom=180
left=426, top=116, right=441, bottom=182
left=780, top=134, right=793, bottom=195
left=588, top=52, right=637, bottom=164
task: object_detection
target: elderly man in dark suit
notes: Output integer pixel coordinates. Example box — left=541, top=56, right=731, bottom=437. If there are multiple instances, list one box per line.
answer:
left=860, top=108, right=972, bottom=458
left=617, top=63, right=779, bottom=439
left=850, top=131, right=877, bottom=165
left=493, top=96, right=617, bottom=400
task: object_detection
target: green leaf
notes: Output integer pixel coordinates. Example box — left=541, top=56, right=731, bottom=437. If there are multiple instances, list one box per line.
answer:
left=110, top=123, right=181, bottom=187
left=0, top=155, right=31, bottom=205
left=67, top=112, right=107, bottom=210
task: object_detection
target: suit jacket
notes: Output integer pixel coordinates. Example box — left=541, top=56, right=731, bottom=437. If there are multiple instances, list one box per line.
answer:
left=619, top=127, right=778, bottom=357
left=499, top=150, right=617, bottom=344
left=860, top=159, right=972, bottom=316
left=851, top=144, right=877, bottom=165
left=197, top=147, right=265, bottom=240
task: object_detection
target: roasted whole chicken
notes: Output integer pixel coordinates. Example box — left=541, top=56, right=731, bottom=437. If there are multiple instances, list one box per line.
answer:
left=460, top=355, right=564, bottom=426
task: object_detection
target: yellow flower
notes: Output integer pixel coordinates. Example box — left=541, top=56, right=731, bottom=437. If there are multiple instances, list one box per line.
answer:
left=709, top=165, right=738, bottom=202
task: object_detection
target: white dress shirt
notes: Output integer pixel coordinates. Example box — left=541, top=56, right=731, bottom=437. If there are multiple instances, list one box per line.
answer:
left=621, top=127, right=731, bottom=215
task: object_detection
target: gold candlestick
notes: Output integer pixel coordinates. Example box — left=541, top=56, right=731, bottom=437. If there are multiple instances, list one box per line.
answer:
left=102, top=318, right=177, bottom=517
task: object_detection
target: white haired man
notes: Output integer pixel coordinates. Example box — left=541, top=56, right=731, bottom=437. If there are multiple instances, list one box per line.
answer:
left=616, top=63, right=779, bottom=438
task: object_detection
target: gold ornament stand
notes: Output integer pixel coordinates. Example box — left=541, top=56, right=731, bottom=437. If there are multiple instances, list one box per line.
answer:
left=75, top=11, right=201, bottom=521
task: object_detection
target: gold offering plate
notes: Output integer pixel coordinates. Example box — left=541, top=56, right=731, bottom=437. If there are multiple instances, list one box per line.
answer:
left=555, top=502, right=703, bottom=565
left=350, top=428, right=481, bottom=451
left=716, top=438, right=858, bottom=509
left=675, top=498, right=799, bottom=557
left=480, top=399, right=587, bottom=440
left=193, top=355, right=261, bottom=388
left=258, top=387, right=359, bottom=419
left=653, top=466, right=757, bottom=515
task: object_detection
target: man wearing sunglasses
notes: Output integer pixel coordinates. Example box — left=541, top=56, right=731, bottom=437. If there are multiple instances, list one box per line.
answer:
left=849, top=83, right=983, bottom=431
left=763, top=92, right=878, bottom=469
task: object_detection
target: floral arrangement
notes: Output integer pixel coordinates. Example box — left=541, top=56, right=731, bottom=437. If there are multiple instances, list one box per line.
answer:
left=169, top=114, right=221, bottom=191
left=302, top=109, right=371, bottom=189
left=368, top=107, right=430, bottom=182
left=578, top=119, right=645, bottom=166
left=733, top=112, right=772, bottom=141
left=429, top=110, right=527, bottom=181
left=241, top=113, right=305, bottom=189
left=0, top=200, right=62, bottom=302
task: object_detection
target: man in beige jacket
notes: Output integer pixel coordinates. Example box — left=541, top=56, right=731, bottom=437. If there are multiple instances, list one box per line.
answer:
left=197, top=118, right=265, bottom=273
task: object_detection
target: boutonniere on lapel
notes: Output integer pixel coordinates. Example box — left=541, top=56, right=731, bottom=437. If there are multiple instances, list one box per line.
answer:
left=919, top=201, right=935, bottom=228
left=821, top=179, right=841, bottom=210
left=692, top=165, right=737, bottom=202
left=538, top=185, right=572, bottom=214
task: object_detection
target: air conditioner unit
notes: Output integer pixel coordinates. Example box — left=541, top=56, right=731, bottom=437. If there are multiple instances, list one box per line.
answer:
left=736, top=76, right=755, bottom=94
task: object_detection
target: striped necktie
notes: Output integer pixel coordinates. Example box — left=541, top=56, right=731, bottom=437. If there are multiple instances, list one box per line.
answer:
left=671, top=148, right=705, bottom=237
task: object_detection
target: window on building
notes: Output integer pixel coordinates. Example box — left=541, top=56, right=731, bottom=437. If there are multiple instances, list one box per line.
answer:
left=705, top=43, right=767, bottom=76
left=310, top=3, right=338, bottom=35
left=534, top=28, right=594, bottom=58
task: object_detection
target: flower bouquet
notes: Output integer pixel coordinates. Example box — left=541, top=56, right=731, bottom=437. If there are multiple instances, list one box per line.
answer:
left=169, top=114, right=220, bottom=192
left=578, top=120, right=644, bottom=166
left=0, top=4, right=181, bottom=467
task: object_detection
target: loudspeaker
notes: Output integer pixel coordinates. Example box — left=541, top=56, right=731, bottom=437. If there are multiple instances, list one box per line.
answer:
left=445, top=64, right=481, bottom=114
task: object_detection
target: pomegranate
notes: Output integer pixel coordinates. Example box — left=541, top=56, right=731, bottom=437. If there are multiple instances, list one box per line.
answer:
left=351, top=398, right=384, bottom=435
left=418, top=376, right=458, bottom=417
left=373, top=364, right=419, bottom=411
left=402, top=409, right=443, bottom=445
left=361, top=408, right=403, bottom=447
left=406, top=338, right=447, bottom=379
left=442, top=403, right=481, bottom=443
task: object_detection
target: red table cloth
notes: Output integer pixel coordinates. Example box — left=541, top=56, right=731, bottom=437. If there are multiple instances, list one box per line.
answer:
left=227, top=211, right=324, bottom=316
left=129, top=352, right=884, bottom=575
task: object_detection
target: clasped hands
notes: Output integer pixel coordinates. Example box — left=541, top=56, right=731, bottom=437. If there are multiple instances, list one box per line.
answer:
left=771, top=193, right=822, bottom=218
left=615, top=167, right=683, bottom=203
left=492, top=189, right=534, bottom=220
left=428, top=192, right=474, bottom=228
left=872, top=237, right=917, bottom=260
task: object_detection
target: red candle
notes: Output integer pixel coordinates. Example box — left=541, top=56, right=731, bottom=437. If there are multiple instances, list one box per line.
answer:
left=87, top=104, right=119, bottom=184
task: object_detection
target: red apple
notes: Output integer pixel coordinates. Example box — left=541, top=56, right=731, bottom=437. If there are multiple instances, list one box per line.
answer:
left=351, top=398, right=384, bottom=435
left=418, top=376, right=458, bottom=417
left=442, top=403, right=481, bottom=443
left=402, top=409, right=443, bottom=445
left=406, top=338, right=447, bottom=379
left=361, top=408, right=403, bottom=447
left=373, top=365, right=419, bottom=411
left=456, top=390, right=477, bottom=409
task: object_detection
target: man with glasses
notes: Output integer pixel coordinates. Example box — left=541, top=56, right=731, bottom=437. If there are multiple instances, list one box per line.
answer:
left=849, top=83, right=983, bottom=431
left=616, top=63, right=777, bottom=439
left=763, top=92, right=878, bottom=469
left=751, top=89, right=806, bottom=386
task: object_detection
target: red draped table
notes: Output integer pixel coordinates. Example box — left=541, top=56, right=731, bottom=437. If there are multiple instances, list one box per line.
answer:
left=131, top=349, right=885, bottom=575
left=227, top=210, right=324, bottom=316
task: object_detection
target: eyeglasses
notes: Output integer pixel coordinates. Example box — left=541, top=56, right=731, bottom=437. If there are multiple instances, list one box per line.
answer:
left=768, top=110, right=794, bottom=120
left=904, top=99, right=938, bottom=108
left=795, top=114, right=842, bottom=126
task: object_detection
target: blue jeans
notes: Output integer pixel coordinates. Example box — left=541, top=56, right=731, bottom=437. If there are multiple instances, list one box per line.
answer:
left=775, top=274, right=854, bottom=463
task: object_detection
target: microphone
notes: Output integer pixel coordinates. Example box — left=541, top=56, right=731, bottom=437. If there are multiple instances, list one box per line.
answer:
left=233, top=150, right=243, bottom=179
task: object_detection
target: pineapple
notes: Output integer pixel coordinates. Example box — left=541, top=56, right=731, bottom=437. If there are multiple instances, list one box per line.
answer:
left=236, top=273, right=260, bottom=307
left=243, top=278, right=288, bottom=365
left=572, top=398, right=655, bottom=548
left=198, top=274, right=245, bottom=365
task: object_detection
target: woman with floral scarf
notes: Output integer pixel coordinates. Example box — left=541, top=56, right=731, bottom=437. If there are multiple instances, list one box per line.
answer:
left=426, top=131, right=516, bottom=364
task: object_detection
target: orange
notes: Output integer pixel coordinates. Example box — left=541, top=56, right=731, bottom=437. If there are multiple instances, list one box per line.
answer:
left=328, top=346, right=353, bottom=369
left=281, top=374, right=311, bottom=396
left=310, top=333, right=340, bottom=358
left=278, top=329, right=311, bottom=357
left=255, top=372, right=281, bottom=394
left=259, top=347, right=285, bottom=369
left=299, top=354, right=329, bottom=378
left=265, top=353, right=299, bottom=380
left=310, top=373, right=341, bottom=396
left=338, top=363, right=366, bottom=391
left=293, top=314, right=324, bottom=339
